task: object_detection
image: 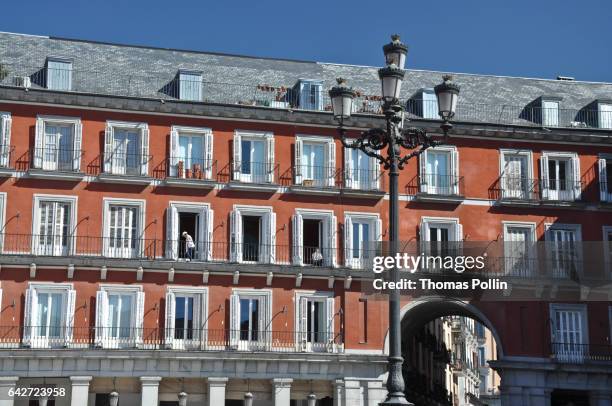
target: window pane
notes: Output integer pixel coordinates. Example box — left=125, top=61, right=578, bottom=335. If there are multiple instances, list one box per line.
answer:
left=241, top=140, right=251, bottom=174
left=175, top=296, right=185, bottom=338
left=119, top=295, right=132, bottom=338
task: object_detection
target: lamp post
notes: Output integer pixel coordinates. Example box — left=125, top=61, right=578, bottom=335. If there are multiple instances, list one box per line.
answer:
left=329, top=35, right=459, bottom=405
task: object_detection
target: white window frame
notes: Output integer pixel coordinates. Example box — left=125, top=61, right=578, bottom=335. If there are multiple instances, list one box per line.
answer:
left=31, top=194, right=78, bottom=257
left=0, top=112, right=12, bottom=168
left=344, top=212, right=382, bottom=269
left=295, top=290, right=337, bottom=352
left=545, top=223, right=582, bottom=279
left=165, top=201, right=213, bottom=261
left=33, top=115, right=83, bottom=171
left=550, top=303, right=588, bottom=363
left=292, top=208, right=337, bottom=267
left=420, top=217, right=462, bottom=242
left=344, top=147, right=379, bottom=190
left=542, top=99, right=560, bottom=127
left=102, top=198, right=146, bottom=259
left=229, top=288, right=272, bottom=350
left=164, top=286, right=208, bottom=350
left=0, top=192, right=5, bottom=253
left=597, top=154, right=612, bottom=202
left=23, top=282, right=75, bottom=349
left=502, top=221, right=537, bottom=277
left=46, top=58, right=72, bottom=91
left=232, top=130, right=274, bottom=183
left=540, top=151, right=581, bottom=201
left=421, top=88, right=438, bottom=119
left=499, top=149, right=534, bottom=199
left=95, top=284, right=144, bottom=349
left=296, top=79, right=323, bottom=111
left=103, top=120, right=149, bottom=176
left=419, top=145, right=459, bottom=195
left=178, top=70, right=203, bottom=102
left=295, top=135, right=336, bottom=188
left=229, top=205, right=276, bottom=264
left=598, top=102, right=612, bottom=129
left=169, top=125, right=213, bottom=179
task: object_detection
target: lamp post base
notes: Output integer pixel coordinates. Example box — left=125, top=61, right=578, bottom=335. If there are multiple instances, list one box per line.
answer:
left=379, top=394, right=414, bottom=406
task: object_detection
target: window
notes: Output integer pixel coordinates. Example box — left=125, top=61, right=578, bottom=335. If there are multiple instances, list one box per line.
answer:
left=169, top=126, right=213, bottom=180
left=232, top=131, right=274, bottom=183
left=32, top=195, right=77, bottom=256
left=296, top=292, right=335, bottom=352
left=542, top=100, right=559, bottom=127
left=33, top=116, right=82, bottom=172
left=550, top=304, right=588, bottom=363
left=422, top=88, right=438, bottom=119
left=103, top=198, right=145, bottom=259
left=419, top=146, right=459, bottom=195
left=420, top=217, right=463, bottom=261
left=503, top=222, right=536, bottom=277
left=103, top=121, right=149, bottom=176
left=46, top=58, right=72, bottom=91
left=546, top=224, right=582, bottom=279
left=500, top=150, right=533, bottom=199
left=178, top=70, right=202, bottom=101
left=295, top=80, right=323, bottom=110
left=229, top=205, right=276, bottom=264
left=166, top=203, right=213, bottom=261
left=541, top=152, right=581, bottom=201
left=165, top=287, right=207, bottom=350
left=0, top=192, right=6, bottom=253
left=229, top=290, right=271, bottom=349
left=295, top=135, right=336, bottom=188
left=344, top=213, right=382, bottom=269
left=0, top=112, right=11, bottom=168
left=598, top=156, right=612, bottom=202
left=23, top=283, right=76, bottom=348
left=95, top=285, right=144, bottom=348
left=292, top=209, right=337, bottom=267
left=345, top=148, right=379, bottom=190
left=599, top=103, right=612, bottom=129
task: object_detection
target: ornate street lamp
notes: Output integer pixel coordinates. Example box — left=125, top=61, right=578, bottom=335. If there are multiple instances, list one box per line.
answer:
left=329, top=35, right=459, bottom=406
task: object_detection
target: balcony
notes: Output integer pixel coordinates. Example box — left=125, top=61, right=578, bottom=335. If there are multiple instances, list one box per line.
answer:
left=490, top=177, right=584, bottom=207
left=541, top=179, right=584, bottom=206
left=27, top=147, right=85, bottom=181
left=288, top=165, right=342, bottom=196
left=342, top=167, right=385, bottom=199
left=410, top=173, right=465, bottom=203
left=227, top=160, right=280, bottom=192
left=159, top=157, right=217, bottom=189
left=0, top=144, right=13, bottom=176
left=0, top=326, right=344, bottom=354
left=97, top=151, right=152, bottom=185
left=550, top=342, right=612, bottom=364
left=495, top=176, right=540, bottom=205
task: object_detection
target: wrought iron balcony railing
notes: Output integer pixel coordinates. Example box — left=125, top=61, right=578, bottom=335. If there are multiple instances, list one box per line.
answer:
left=417, top=173, right=464, bottom=197
left=490, top=177, right=584, bottom=203
left=550, top=342, right=612, bottom=364
left=30, top=146, right=83, bottom=172
left=230, top=160, right=279, bottom=184
left=103, top=151, right=152, bottom=176
left=159, top=156, right=217, bottom=181
left=292, top=165, right=342, bottom=189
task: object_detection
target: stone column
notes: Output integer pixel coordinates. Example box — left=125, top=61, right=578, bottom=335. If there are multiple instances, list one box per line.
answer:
left=591, top=391, right=612, bottom=406
left=333, top=379, right=344, bottom=406
left=208, top=378, right=228, bottom=406
left=343, top=380, right=362, bottom=406
left=500, top=386, right=523, bottom=406
left=140, top=376, right=162, bottom=406
left=527, top=387, right=551, bottom=406
left=0, top=377, right=18, bottom=406
left=70, top=376, right=93, bottom=406
left=272, top=378, right=292, bottom=406
left=365, top=380, right=386, bottom=406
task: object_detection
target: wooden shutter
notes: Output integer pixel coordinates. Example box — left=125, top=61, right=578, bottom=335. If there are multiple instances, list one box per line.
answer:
left=572, top=156, right=581, bottom=200
left=23, top=287, right=37, bottom=346
left=294, top=139, right=303, bottom=185
left=268, top=212, right=276, bottom=264
left=232, top=133, right=241, bottom=180
left=192, top=293, right=202, bottom=344
left=204, top=132, right=213, bottom=180
left=64, top=289, right=76, bottom=345
left=206, top=208, right=214, bottom=261
left=95, top=290, right=108, bottom=347
left=299, top=297, right=309, bottom=351
left=599, top=158, right=608, bottom=202
left=166, top=206, right=178, bottom=260
left=326, top=297, right=335, bottom=350
left=229, top=294, right=240, bottom=347
left=164, top=291, right=175, bottom=349
left=344, top=148, right=354, bottom=189
left=327, top=140, right=336, bottom=187
left=169, top=128, right=179, bottom=177
left=540, top=156, right=550, bottom=200
left=140, top=125, right=149, bottom=176
left=328, top=215, right=338, bottom=267
left=371, top=155, right=380, bottom=190
left=103, top=124, right=113, bottom=173
left=0, top=115, right=11, bottom=167
left=419, top=151, right=428, bottom=193
left=259, top=295, right=270, bottom=347
left=34, top=118, right=44, bottom=169
left=451, top=149, right=459, bottom=195
left=292, top=214, right=303, bottom=265
left=134, top=291, right=145, bottom=347
left=73, top=121, right=82, bottom=171
left=266, top=136, right=275, bottom=183
left=230, top=210, right=242, bottom=263
left=344, top=217, right=353, bottom=268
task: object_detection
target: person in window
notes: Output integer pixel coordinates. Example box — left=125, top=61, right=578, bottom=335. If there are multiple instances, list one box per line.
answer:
left=312, top=248, right=323, bottom=266
left=182, top=231, right=195, bottom=261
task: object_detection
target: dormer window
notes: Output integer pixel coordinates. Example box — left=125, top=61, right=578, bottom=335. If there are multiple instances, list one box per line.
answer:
left=542, top=98, right=560, bottom=127
left=421, top=88, right=438, bottom=119
left=598, top=101, right=612, bottom=129
left=294, top=79, right=323, bottom=110
left=46, top=58, right=72, bottom=91
left=178, top=70, right=202, bottom=102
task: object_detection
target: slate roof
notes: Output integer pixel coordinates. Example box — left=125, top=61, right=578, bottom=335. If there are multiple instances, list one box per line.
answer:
left=0, top=31, right=611, bottom=122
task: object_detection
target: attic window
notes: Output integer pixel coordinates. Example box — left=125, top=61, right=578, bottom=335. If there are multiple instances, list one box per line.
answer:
left=179, top=70, right=202, bottom=102
left=599, top=102, right=612, bottom=129
left=421, top=88, right=438, bottom=119
left=542, top=99, right=559, bottom=127
left=46, top=58, right=72, bottom=91
left=294, top=79, right=323, bottom=110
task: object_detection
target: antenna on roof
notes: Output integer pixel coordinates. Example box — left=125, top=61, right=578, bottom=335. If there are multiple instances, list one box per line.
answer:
left=556, top=76, right=575, bottom=81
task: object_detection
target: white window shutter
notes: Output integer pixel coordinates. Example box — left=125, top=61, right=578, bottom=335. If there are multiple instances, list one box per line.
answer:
left=166, top=206, right=178, bottom=260
left=344, top=217, right=353, bottom=268
left=134, top=291, right=145, bottom=347
left=375, top=219, right=383, bottom=241
left=266, top=136, right=275, bottom=183
left=540, top=156, right=550, bottom=200
left=205, top=132, right=213, bottom=180
left=140, top=126, right=150, bottom=176
left=169, top=128, right=179, bottom=177
left=292, top=214, right=303, bottom=265
left=164, top=291, right=175, bottom=349
left=259, top=296, right=270, bottom=344
left=23, top=287, right=37, bottom=346
left=232, top=133, right=241, bottom=180
left=371, top=155, right=380, bottom=190
left=299, top=297, right=309, bottom=351
left=103, top=124, right=113, bottom=173
left=64, top=289, right=76, bottom=345
left=0, top=115, right=12, bottom=167
left=230, top=210, right=243, bottom=263
left=451, top=149, right=460, bottom=195
left=268, top=212, right=276, bottom=264
left=295, top=139, right=303, bottom=185
left=94, top=290, right=108, bottom=347
left=327, top=140, right=336, bottom=187
left=192, top=293, right=202, bottom=344
left=206, top=208, right=214, bottom=261
left=419, top=152, right=428, bottom=193
left=344, top=148, right=354, bottom=189
left=229, top=294, right=240, bottom=347
left=34, top=118, right=44, bottom=169
left=0, top=289, right=2, bottom=318
left=456, top=223, right=464, bottom=242
left=572, top=156, right=581, bottom=200
left=599, top=158, right=608, bottom=202
left=73, top=121, right=82, bottom=171
left=328, top=215, right=338, bottom=267
left=326, top=297, right=335, bottom=350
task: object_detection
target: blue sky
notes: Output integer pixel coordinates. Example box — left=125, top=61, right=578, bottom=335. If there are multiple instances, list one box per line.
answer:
left=3, top=0, right=612, bottom=82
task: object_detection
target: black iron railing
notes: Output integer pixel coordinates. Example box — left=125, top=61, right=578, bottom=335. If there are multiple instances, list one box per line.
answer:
left=231, top=160, right=279, bottom=184
left=31, top=147, right=83, bottom=172
left=164, top=156, right=216, bottom=180
left=550, top=342, right=612, bottom=363
left=417, top=173, right=464, bottom=196
left=103, top=151, right=151, bottom=176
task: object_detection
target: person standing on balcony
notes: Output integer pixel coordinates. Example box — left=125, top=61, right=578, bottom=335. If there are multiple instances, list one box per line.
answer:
left=182, top=231, right=195, bottom=261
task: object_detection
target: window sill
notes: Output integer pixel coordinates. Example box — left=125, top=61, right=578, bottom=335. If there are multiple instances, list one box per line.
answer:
left=96, top=173, right=153, bottom=185
left=163, top=177, right=216, bottom=189
left=341, top=188, right=385, bottom=200
left=27, top=169, right=85, bottom=181
left=0, top=167, right=14, bottom=177
left=226, top=181, right=279, bottom=193
left=288, top=185, right=340, bottom=196
left=414, top=192, right=465, bottom=204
